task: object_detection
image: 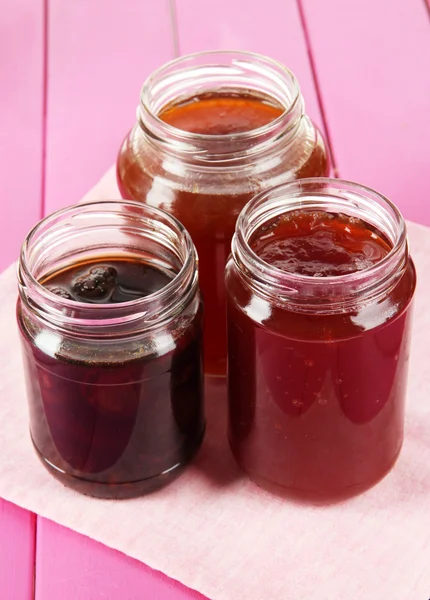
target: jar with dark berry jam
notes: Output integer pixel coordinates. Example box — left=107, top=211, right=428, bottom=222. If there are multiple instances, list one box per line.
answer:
left=17, top=200, right=204, bottom=498
left=117, top=51, right=330, bottom=376
left=225, top=179, right=416, bottom=501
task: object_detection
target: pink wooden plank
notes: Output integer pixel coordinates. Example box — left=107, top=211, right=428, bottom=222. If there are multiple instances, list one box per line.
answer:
left=300, top=0, right=430, bottom=225
left=175, top=0, right=324, bottom=130
left=38, top=3, right=207, bottom=599
left=36, top=519, right=206, bottom=600
left=44, top=0, right=175, bottom=215
left=0, top=0, right=44, bottom=270
left=0, top=501, right=35, bottom=600
left=0, top=1, right=42, bottom=594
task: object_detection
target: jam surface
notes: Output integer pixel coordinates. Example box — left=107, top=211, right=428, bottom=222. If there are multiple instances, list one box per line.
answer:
left=250, top=211, right=391, bottom=277
left=20, top=257, right=204, bottom=498
left=44, top=258, right=172, bottom=303
left=226, top=210, right=416, bottom=500
left=159, top=92, right=284, bottom=134
left=118, top=91, right=330, bottom=375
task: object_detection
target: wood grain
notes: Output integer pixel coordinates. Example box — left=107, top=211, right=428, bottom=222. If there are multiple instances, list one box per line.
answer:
left=44, top=0, right=174, bottom=215
left=0, top=0, right=44, bottom=270
left=300, top=0, right=430, bottom=224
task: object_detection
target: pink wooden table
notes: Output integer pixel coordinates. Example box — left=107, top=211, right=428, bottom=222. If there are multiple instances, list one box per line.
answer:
left=2, top=0, right=430, bottom=597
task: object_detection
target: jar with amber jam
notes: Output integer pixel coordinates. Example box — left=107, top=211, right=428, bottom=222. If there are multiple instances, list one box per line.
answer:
left=117, top=51, right=330, bottom=375
left=225, top=179, right=416, bottom=500
left=17, top=201, right=204, bottom=499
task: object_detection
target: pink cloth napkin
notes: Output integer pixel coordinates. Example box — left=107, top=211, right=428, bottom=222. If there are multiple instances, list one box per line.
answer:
left=1, top=171, right=430, bottom=600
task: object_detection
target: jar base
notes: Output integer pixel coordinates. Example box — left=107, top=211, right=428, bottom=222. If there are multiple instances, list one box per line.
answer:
left=230, top=440, right=403, bottom=504
left=32, top=426, right=205, bottom=499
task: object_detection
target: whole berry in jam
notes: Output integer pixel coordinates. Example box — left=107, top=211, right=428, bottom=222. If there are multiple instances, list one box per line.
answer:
left=46, top=286, right=73, bottom=300
left=73, top=266, right=117, bottom=301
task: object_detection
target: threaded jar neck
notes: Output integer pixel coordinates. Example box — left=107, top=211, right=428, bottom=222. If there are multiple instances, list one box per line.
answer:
left=18, top=200, right=199, bottom=336
left=137, top=50, right=305, bottom=165
left=232, top=179, right=409, bottom=314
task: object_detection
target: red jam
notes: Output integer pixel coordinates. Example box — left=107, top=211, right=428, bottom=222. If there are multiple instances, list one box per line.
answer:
left=226, top=209, right=416, bottom=500
left=250, top=211, right=392, bottom=276
left=117, top=91, right=330, bottom=375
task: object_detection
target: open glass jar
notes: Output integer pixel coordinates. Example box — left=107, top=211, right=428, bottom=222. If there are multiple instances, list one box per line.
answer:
left=225, top=179, right=416, bottom=500
left=117, top=50, right=330, bottom=376
left=17, top=200, right=204, bottom=498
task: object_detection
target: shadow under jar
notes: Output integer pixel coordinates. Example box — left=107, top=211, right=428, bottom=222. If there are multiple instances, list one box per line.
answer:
left=116, top=51, right=330, bottom=376
left=225, top=179, right=416, bottom=501
left=17, top=201, right=204, bottom=499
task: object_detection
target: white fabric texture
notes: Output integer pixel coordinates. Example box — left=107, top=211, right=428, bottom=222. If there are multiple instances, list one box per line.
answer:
left=1, top=171, right=429, bottom=599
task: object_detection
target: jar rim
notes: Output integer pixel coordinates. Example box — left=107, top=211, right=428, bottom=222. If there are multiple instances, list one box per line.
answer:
left=18, top=200, right=198, bottom=330
left=232, top=178, right=409, bottom=311
left=138, top=50, right=303, bottom=155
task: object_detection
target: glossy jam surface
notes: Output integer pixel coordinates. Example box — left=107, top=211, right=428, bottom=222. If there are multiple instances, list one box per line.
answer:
left=159, top=92, right=284, bottom=134
left=250, top=211, right=391, bottom=276
left=19, top=258, right=204, bottom=498
left=44, top=258, right=172, bottom=303
left=117, top=91, right=330, bottom=375
left=226, top=210, right=416, bottom=500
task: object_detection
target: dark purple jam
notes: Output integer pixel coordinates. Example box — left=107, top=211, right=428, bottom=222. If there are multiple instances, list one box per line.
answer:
left=19, top=257, right=204, bottom=498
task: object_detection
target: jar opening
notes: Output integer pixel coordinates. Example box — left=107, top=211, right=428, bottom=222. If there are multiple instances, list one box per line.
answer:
left=232, top=179, right=408, bottom=313
left=138, top=50, right=304, bottom=162
left=18, top=200, right=198, bottom=333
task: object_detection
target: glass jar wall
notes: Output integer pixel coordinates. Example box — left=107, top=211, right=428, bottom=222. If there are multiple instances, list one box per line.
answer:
left=117, top=51, right=330, bottom=375
left=17, top=200, right=204, bottom=498
left=225, top=179, right=416, bottom=500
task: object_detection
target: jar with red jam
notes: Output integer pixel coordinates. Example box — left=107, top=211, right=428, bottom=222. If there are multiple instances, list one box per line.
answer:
left=225, top=179, right=416, bottom=500
left=117, top=51, right=330, bottom=376
left=17, top=200, right=204, bottom=499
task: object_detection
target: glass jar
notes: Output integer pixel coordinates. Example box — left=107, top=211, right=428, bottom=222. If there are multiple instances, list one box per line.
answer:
left=117, top=50, right=330, bottom=376
left=17, top=200, right=204, bottom=499
left=225, top=179, right=416, bottom=500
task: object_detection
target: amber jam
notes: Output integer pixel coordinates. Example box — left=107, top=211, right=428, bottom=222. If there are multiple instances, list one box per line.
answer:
left=117, top=51, right=330, bottom=375
left=17, top=201, right=204, bottom=499
left=226, top=180, right=416, bottom=501
left=158, top=92, right=284, bottom=134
